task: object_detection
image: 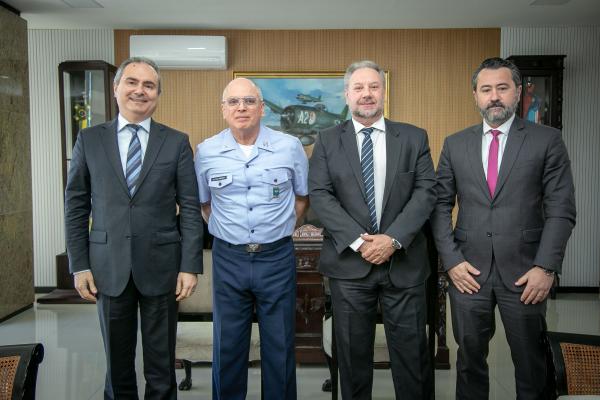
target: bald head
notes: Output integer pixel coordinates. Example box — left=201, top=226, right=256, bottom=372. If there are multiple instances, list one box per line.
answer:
left=222, top=78, right=263, bottom=102
left=221, top=77, right=265, bottom=142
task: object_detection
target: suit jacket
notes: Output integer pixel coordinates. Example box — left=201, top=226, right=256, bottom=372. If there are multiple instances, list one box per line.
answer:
left=308, top=119, right=437, bottom=288
left=431, top=117, right=576, bottom=291
left=65, top=119, right=203, bottom=297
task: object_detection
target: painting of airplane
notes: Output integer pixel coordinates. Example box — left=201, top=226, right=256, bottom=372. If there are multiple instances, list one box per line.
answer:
left=296, top=93, right=322, bottom=104
left=263, top=99, right=348, bottom=145
left=233, top=73, right=351, bottom=147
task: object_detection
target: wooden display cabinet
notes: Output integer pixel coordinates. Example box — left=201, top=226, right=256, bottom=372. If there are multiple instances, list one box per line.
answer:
left=507, top=55, right=566, bottom=130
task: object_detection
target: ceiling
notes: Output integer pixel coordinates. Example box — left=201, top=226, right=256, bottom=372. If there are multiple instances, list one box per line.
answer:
left=5, top=0, right=600, bottom=29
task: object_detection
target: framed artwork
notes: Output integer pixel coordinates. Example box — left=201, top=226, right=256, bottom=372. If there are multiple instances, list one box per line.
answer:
left=233, top=71, right=390, bottom=148
left=507, top=55, right=565, bottom=130
left=521, top=75, right=550, bottom=125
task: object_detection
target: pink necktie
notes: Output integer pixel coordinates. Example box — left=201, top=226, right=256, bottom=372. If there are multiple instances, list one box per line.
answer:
left=487, top=129, right=502, bottom=197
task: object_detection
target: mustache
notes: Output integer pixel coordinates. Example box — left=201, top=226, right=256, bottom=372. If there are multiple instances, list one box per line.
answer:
left=358, top=97, right=376, bottom=104
left=487, top=101, right=505, bottom=109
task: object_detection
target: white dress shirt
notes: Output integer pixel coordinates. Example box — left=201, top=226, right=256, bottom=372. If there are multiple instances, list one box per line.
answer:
left=117, top=114, right=151, bottom=175
left=349, top=116, right=387, bottom=251
left=481, top=114, right=515, bottom=177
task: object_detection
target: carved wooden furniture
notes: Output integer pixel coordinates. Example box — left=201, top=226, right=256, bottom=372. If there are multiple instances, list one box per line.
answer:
left=39, top=61, right=118, bottom=303
left=507, top=55, right=566, bottom=130
left=293, top=224, right=327, bottom=363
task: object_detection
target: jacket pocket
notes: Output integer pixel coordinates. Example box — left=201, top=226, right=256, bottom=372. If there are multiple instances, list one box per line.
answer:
left=522, top=228, right=543, bottom=243
left=154, top=230, right=181, bottom=245
left=89, top=230, right=107, bottom=243
left=454, top=227, right=467, bottom=242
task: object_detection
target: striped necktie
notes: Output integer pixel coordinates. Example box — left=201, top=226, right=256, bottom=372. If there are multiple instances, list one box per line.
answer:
left=360, top=127, right=378, bottom=233
left=125, top=124, right=142, bottom=196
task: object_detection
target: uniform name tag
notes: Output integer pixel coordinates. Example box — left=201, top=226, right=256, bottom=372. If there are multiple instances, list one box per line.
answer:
left=211, top=175, right=228, bottom=182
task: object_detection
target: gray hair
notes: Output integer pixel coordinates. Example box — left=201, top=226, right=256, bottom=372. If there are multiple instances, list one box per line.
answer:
left=114, top=56, right=162, bottom=94
left=471, top=57, right=521, bottom=91
left=344, top=60, right=386, bottom=89
left=222, top=78, right=263, bottom=101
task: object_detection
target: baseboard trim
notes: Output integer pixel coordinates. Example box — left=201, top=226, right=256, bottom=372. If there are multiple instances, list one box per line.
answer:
left=555, top=286, right=599, bottom=293
left=35, top=286, right=56, bottom=294
left=0, top=303, right=33, bottom=323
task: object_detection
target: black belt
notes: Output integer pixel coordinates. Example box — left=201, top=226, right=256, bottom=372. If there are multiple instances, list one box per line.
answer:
left=221, top=236, right=291, bottom=253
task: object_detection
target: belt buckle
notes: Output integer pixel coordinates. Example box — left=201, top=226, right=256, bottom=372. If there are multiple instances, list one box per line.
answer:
left=246, top=243, right=261, bottom=253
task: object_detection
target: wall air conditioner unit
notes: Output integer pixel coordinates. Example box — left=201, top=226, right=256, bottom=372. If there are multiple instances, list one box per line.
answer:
left=129, top=35, right=227, bottom=70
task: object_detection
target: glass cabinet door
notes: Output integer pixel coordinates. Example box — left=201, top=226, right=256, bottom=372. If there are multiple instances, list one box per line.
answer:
left=59, top=60, right=117, bottom=187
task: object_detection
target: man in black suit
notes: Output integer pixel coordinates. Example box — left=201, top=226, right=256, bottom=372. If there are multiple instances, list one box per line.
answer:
left=308, top=60, right=436, bottom=399
left=65, top=57, right=203, bottom=400
left=431, top=57, right=576, bottom=399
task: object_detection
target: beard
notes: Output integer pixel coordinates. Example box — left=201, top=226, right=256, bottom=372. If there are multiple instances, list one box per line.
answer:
left=352, top=102, right=383, bottom=120
left=479, top=99, right=518, bottom=126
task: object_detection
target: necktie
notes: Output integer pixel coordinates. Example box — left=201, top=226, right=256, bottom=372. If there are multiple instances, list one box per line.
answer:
left=125, top=124, right=142, bottom=196
left=360, top=127, right=378, bottom=233
left=487, top=129, right=502, bottom=197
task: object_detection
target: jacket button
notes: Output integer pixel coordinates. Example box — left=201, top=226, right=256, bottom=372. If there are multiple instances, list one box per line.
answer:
left=486, top=232, right=492, bottom=237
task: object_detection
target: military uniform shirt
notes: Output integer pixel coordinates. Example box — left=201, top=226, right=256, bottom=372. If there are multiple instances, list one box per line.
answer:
left=195, top=125, right=308, bottom=245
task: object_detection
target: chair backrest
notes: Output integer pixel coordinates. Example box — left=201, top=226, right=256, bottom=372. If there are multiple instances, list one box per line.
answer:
left=0, top=343, right=44, bottom=400
left=546, top=331, right=600, bottom=397
left=178, top=251, right=213, bottom=319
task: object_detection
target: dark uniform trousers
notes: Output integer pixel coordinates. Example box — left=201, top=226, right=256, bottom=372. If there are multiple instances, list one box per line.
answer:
left=211, top=237, right=297, bottom=400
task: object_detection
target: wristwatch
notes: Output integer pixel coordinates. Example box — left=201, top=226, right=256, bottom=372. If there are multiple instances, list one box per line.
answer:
left=540, top=267, right=555, bottom=276
left=391, top=238, right=402, bottom=250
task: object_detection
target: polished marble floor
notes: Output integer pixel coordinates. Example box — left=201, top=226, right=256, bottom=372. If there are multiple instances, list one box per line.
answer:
left=1, top=293, right=598, bottom=399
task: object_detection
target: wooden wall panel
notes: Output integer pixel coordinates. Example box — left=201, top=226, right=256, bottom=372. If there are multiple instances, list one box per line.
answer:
left=115, top=28, right=500, bottom=163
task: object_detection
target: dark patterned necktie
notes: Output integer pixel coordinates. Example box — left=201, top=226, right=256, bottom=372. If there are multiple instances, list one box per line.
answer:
left=360, top=127, right=378, bottom=233
left=125, top=124, right=142, bottom=196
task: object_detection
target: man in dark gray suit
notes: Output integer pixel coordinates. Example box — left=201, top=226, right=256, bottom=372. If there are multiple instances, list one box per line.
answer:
left=65, top=57, right=203, bottom=400
left=432, top=57, right=576, bottom=399
left=309, top=60, right=436, bottom=399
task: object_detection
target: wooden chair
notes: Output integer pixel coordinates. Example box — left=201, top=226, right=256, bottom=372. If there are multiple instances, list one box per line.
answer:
left=0, top=343, right=44, bottom=400
left=546, top=331, right=600, bottom=399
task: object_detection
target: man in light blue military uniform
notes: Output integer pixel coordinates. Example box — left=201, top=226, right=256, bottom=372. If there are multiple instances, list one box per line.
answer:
left=195, top=78, right=308, bottom=400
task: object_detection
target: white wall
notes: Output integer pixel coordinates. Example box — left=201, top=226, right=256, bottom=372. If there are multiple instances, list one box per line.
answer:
left=502, top=26, right=600, bottom=287
left=28, top=29, right=114, bottom=287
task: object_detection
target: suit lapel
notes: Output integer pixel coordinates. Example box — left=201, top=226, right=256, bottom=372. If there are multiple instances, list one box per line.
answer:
left=340, top=121, right=367, bottom=200
left=493, top=118, right=526, bottom=200
left=382, top=119, right=400, bottom=212
left=99, top=120, right=130, bottom=196
left=132, top=120, right=167, bottom=200
left=467, top=125, right=490, bottom=199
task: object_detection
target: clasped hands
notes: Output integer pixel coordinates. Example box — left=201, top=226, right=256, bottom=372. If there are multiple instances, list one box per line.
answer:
left=74, top=271, right=198, bottom=302
left=448, top=262, right=554, bottom=304
left=358, top=233, right=396, bottom=264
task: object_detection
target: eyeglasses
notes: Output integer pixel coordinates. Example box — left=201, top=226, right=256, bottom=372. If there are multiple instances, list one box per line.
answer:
left=222, top=96, right=261, bottom=108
